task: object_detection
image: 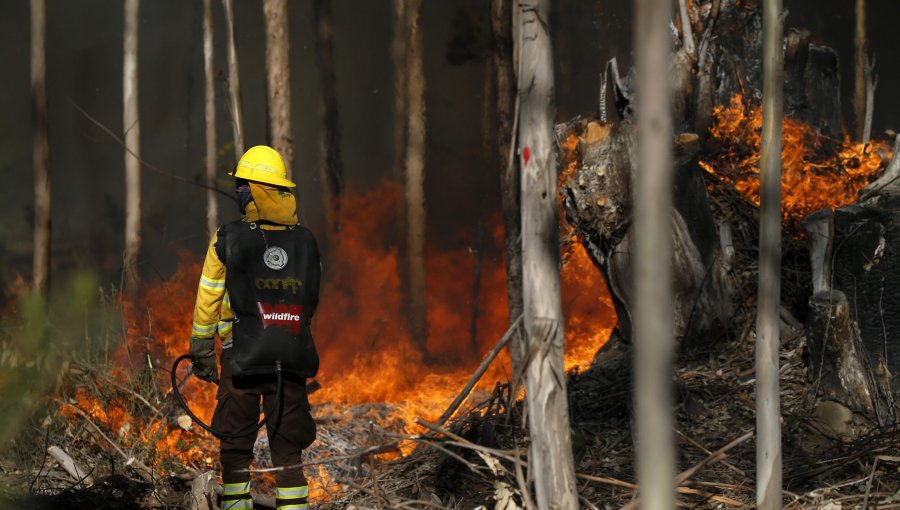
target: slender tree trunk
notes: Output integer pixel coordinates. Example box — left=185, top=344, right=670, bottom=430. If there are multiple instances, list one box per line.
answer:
left=490, top=0, right=524, bottom=376
left=404, top=0, right=428, bottom=350
left=31, top=0, right=50, bottom=295
left=514, top=2, right=577, bottom=509
left=263, top=0, right=293, bottom=179
left=677, top=0, right=696, bottom=58
left=757, top=1, right=785, bottom=508
left=392, top=0, right=409, bottom=184
left=633, top=1, right=675, bottom=509
left=222, top=0, right=244, bottom=161
left=314, top=0, right=343, bottom=234
left=853, top=0, right=867, bottom=141
left=123, top=0, right=141, bottom=293
left=203, top=0, right=218, bottom=239
left=862, top=52, right=875, bottom=144
left=474, top=11, right=492, bottom=355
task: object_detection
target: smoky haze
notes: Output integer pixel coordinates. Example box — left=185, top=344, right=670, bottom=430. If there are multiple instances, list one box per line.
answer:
left=1, top=0, right=899, bottom=292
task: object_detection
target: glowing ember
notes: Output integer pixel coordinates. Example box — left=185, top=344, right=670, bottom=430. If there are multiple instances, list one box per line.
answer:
left=699, top=94, right=890, bottom=222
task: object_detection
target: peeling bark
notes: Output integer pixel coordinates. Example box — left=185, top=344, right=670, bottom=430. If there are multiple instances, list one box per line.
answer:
left=514, top=1, right=577, bottom=508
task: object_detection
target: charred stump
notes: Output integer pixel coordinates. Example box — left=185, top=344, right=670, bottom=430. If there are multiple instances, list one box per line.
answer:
left=558, top=1, right=900, bottom=426
left=560, top=117, right=732, bottom=347
left=806, top=290, right=893, bottom=425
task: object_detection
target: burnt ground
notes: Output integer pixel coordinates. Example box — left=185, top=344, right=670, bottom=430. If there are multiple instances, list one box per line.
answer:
left=3, top=309, right=900, bottom=510
left=319, top=306, right=900, bottom=510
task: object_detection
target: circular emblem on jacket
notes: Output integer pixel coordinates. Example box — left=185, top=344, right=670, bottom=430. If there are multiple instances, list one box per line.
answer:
left=263, top=246, right=288, bottom=270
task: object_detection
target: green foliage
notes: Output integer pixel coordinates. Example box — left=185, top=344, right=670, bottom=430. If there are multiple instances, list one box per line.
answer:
left=0, top=272, right=119, bottom=450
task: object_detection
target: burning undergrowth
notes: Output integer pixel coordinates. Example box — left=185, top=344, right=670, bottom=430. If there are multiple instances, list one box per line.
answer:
left=699, top=94, right=892, bottom=224
left=14, top=178, right=614, bottom=504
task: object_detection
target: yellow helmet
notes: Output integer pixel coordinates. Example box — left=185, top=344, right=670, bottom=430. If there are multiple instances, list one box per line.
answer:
left=230, top=145, right=295, bottom=187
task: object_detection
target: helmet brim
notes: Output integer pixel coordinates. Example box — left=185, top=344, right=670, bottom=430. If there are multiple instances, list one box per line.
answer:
left=228, top=170, right=296, bottom=188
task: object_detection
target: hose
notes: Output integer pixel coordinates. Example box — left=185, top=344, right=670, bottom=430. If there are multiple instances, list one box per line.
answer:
left=170, top=354, right=283, bottom=440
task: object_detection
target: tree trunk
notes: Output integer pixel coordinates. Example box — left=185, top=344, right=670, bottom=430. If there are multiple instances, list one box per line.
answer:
left=633, top=1, right=675, bottom=509
left=31, top=0, right=50, bottom=295
left=862, top=52, right=875, bottom=144
left=490, top=0, right=524, bottom=378
left=756, top=1, right=785, bottom=508
left=313, top=0, right=343, bottom=235
left=514, top=2, right=577, bottom=509
left=391, top=0, right=409, bottom=184
left=404, top=0, right=428, bottom=350
left=203, top=0, right=217, bottom=239
left=222, top=0, right=244, bottom=161
left=263, top=0, right=293, bottom=179
left=853, top=0, right=867, bottom=141
left=677, top=0, right=696, bottom=58
left=123, top=0, right=141, bottom=293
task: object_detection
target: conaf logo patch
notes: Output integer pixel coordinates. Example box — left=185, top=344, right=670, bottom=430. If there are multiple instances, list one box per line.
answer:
left=263, top=246, right=288, bottom=270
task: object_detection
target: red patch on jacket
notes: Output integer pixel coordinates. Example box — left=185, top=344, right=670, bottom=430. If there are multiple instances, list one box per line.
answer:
left=257, top=302, right=304, bottom=335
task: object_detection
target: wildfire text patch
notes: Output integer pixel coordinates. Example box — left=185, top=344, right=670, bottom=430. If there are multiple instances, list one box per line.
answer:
left=256, top=302, right=304, bottom=334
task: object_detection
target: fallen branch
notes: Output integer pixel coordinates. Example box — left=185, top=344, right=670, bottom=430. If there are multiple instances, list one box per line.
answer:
left=616, top=430, right=754, bottom=510
left=404, top=437, right=484, bottom=474
left=47, top=446, right=94, bottom=487
left=237, top=442, right=400, bottom=474
left=575, top=473, right=636, bottom=490
left=434, top=314, right=522, bottom=428
left=413, top=419, right=524, bottom=466
left=674, top=429, right=753, bottom=487
left=577, top=472, right=745, bottom=506
left=57, top=399, right=155, bottom=483
left=676, top=428, right=748, bottom=478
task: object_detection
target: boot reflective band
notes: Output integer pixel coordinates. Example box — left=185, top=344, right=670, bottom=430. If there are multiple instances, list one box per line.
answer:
left=277, top=504, right=310, bottom=510
left=222, top=500, right=253, bottom=510
left=222, top=481, right=252, bottom=510
left=276, top=485, right=309, bottom=499
left=223, top=481, right=251, bottom=496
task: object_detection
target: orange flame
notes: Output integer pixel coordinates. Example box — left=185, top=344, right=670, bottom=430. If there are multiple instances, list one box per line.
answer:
left=699, top=94, right=890, bottom=222
left=70, top=175, right=615, bottom=498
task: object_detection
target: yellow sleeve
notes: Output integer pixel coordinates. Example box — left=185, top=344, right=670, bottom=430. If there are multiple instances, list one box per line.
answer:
left=191, top=234, right=231, bottom=340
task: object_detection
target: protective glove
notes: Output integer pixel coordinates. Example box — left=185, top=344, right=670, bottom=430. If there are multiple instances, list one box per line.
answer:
left=189, top=336, right=218, bottom=383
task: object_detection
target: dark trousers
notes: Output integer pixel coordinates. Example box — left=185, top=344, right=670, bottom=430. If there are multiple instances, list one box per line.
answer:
left=212, top=349, right=317, bottom=506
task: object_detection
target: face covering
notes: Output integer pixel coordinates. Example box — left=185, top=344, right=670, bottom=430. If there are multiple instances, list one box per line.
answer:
left=236, top=185, right=252, bottom=214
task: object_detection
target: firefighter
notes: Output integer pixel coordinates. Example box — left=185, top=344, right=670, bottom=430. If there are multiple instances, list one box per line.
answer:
left=189, top=145, right=320, bottom=510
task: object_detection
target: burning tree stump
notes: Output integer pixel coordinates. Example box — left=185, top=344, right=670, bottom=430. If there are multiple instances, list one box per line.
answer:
left=560, top=118, right=734, bottom=347
left=558, top=1, right=900, bottom=425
